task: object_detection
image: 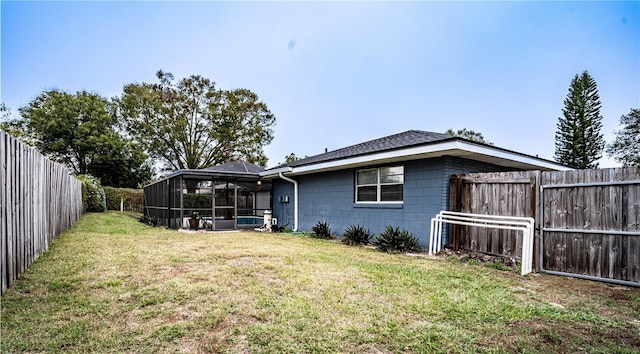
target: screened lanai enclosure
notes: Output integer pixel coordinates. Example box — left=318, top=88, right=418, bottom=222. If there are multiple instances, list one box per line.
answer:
left=143, top=161, right=271, bottom=230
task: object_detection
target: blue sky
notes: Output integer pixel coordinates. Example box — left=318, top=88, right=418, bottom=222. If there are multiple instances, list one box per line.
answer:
left=2, top=1, right=638, bottom=168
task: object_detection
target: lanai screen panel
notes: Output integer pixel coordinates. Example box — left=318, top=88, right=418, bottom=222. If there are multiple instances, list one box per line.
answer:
left=214, top=180, right=236, bottom=230
left=143, top=179, right=168, bottom=225
left=168, top=176, right=183, bottom=228
left=182, top=177, right=214, bottom=230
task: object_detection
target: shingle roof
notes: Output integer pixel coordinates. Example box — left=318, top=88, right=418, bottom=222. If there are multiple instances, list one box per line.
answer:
left=273, top=130, right=455, bottom=169
left=204, top=160, right=264, bottom=174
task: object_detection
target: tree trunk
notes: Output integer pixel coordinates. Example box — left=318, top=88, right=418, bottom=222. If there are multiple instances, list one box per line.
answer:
left=78, top=153, right=87, bottom=175
left=184, top=179, right=199, bottom=194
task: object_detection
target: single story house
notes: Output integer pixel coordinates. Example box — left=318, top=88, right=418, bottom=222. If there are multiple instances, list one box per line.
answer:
left=260, top=130, right=568, bottom=247
left=144, top=130, right=568, bottom=247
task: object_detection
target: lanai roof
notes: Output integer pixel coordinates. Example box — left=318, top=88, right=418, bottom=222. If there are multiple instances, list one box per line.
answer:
left=161, top=160, right=265, bottom=181
left=204, top=161, right=264, bottom=174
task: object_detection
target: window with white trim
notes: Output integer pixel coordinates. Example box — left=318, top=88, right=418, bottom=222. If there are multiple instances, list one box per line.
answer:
left=355, top=166, right=404, bottom=203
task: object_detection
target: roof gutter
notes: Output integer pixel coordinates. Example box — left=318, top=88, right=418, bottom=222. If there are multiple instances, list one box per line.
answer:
left=278, top=172, right=298, bottom=232
left=259, top=166, right=293, bottom=179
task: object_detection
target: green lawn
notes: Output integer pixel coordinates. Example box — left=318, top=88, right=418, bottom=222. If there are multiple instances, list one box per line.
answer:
left=1, top=212, right=639, bottom=353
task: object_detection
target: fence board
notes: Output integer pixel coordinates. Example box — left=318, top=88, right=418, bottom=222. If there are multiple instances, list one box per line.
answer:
left=0, top=131, right=83, bottom=294
left=450, top=167, right=639, bottom=286
left=449, top=171, right=537, bottom=261
left=1, top=132, right=7, bottom=292
left=540, top=168, right=640, bottom=285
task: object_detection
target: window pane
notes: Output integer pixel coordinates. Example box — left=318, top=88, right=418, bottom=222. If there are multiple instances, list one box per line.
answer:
left=356, top=186, right=377, bottom=202
left=380, top=184, right=403, bottom=201
left=380, top=166, right=404, bottom=183
left=357, top=170, right=377, bottom=185
left=380, top=166, right=403, bottom=176
left=380, top=174, right=403, bottom=184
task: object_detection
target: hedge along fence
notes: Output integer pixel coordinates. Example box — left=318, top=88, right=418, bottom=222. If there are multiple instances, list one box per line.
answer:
left=104, top=186, right=143, bottom=213
left=1, top=131, right=83, bottom=294
left=78, top=174, right=107, bottom=212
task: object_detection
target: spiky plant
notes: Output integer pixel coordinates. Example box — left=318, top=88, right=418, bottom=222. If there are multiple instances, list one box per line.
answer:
left=311, top=221, right=332, bottom=239
left=374, top=226, right=420, bottom=253
left=342, top=225, right=373, bottom=246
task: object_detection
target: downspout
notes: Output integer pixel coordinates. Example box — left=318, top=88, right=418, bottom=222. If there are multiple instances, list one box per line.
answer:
left=278, top=172, right=298, bottom=231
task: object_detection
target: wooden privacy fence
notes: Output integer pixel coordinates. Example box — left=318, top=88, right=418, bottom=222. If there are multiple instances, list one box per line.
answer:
left=1, top=131, right=83, bottom=294
left=449, top=168, right=640, bottom=287
left=449, top=171, right=538, bottom=260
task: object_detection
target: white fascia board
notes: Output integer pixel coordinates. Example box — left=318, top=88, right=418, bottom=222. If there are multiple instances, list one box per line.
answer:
left=259, top=166, right=293, bottom=178
left=267, top=141, right=569, bottom=177
left=458, top=142, right=571, bottom=171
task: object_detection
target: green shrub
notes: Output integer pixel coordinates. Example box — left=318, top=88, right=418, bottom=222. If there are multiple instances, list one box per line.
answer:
left=139, top=214, right=163, bottom=227
left=374, top=226, right=420, bottom=253
left=311, top=221, right=332, bottom=239
left=342, top=225, right=373, bottom=246
left=104, top=186, right=143, bottom=212
left=77, top=174, right=106, bottom=212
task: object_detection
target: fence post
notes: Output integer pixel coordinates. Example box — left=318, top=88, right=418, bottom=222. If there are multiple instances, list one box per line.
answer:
left=449, top=175, right=463, bottom=251
left=531, top=173, right=540, bottom=272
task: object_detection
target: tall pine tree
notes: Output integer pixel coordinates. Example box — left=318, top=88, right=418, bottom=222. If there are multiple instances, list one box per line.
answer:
left=554, top=71, right=605, bottom=169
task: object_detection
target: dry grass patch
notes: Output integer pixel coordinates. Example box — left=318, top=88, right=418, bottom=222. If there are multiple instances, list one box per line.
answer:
left=1, top=211, right=639, bottom=353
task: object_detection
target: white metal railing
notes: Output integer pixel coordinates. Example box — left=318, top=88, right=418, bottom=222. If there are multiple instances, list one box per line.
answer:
left=429, top=211, right=535, bottom=275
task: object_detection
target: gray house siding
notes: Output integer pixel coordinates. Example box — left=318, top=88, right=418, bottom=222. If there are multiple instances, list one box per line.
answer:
left=272, top=182, right=295, bottom=229
left=439, top=155, right=513, bottom=211
left=272, top=156, right=509, bottom=248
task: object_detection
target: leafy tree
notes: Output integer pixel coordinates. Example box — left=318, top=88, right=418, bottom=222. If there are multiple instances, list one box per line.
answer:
left=0, top=103, right=8, bottom=122
left=0, top=103, right=10, bottom=131
left=445, top=128, right=493, bottom=145
left=606, top=108, right=640, bottom=167
left=284, top=152, right=307, bottom=164
left=1, top=103, right=33, bottom=144
left=116, top=70, right=276, bottom=171
left=284, top=153, right=299, bottom=164
left=554, top=71, right=605, bottom=169
left=87, top=133, right=154, bottom=187
left=16, top=90, right=151, bottom=188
